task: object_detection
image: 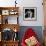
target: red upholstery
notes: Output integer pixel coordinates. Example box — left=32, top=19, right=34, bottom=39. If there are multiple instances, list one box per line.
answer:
left=21, top=28, right=41, bottom=46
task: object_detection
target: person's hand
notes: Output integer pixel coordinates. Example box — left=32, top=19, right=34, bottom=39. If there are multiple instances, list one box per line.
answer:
left=25, top=38, right=31, bottom=46
left=25, top=36, right=38, bottom=46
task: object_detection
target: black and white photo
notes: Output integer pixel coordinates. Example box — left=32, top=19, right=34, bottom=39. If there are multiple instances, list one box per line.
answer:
left=23, top=7, right=37, bottom=21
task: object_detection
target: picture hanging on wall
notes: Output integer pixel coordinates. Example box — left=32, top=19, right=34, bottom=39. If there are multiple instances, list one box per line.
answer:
left=23, top=7, right=37, bottom=21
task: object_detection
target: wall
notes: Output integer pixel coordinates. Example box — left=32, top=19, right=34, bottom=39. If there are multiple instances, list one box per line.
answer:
left=0, top=0, right=44, bottom=26
left=18, top=0, right=44, bottom=26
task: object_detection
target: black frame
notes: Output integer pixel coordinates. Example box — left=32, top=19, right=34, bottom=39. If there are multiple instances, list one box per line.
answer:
left=23, top=7, right=37, bottom=21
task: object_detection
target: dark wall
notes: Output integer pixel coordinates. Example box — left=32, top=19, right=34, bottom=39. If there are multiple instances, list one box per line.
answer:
left=18, top=26, right=43, bottom=43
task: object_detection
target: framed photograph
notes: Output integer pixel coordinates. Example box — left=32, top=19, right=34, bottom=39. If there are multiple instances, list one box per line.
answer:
left=9, top=10, right=18, bottom=15
left=2, top=10, right=9, bottom=15
left=23, top=7, right=37, bottom=21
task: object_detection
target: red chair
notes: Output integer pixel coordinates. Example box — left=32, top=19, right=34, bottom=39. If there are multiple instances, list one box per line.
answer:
left=21, top=28, right=41, bottom=46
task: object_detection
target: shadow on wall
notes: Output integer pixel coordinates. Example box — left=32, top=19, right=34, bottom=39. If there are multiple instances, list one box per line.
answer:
left=18, top=26, right=43, bottom=44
